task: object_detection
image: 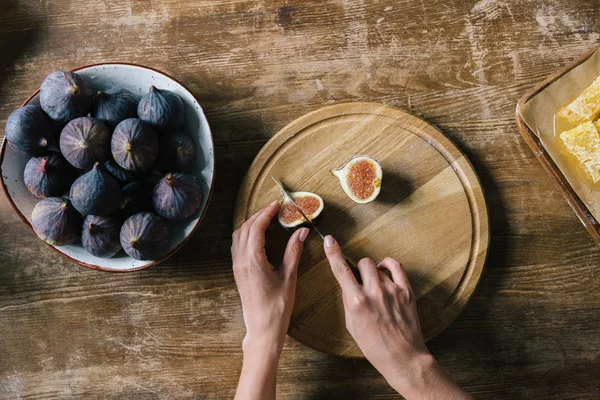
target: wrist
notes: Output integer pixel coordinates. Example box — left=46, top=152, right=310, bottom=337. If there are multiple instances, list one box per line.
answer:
left=386, top=351, right=438, bottom=397
left=242, top=334, right=284, bottom=363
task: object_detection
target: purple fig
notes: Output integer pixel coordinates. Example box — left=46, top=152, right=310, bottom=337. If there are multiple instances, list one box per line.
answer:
left=31, top=197, right=82, bottom=246
left=92, top=87, right=138, bottom=129
left=40, top=71, right=93, bottom=123
left=60, top=117, right=111, bottom=170
left=5, top=105, right=54, bottom=155
left=120, top=212, right=169, bottom=260
left=24, top=152, right=77, bottom=198
left=157, top=132, right=196, bottom=172
left=152, top=173, right=202, bottom=220
left=82, top=215, right=122, bottom=258
left=70, top=162, right=121, bottom=216
left=137, top=85, right=185, bottom=130
left=111, top=118, right=158, bottom=172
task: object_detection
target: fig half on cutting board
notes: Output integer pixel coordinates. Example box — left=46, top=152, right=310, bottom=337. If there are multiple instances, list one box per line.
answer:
left=278, top=192, right=324, bottom=229
left=332, top=155, right=382, bottom=204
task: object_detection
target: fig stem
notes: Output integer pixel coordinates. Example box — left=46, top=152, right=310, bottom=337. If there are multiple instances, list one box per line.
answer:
left=71, top=85, right=80, bottom=95
left=124, top=142, right=132, bottom=152
left=130, top=239, right=139, bottom=249
left=165, top=173, right=173, bottom=184
left=40, top=157, right=48, bottom=172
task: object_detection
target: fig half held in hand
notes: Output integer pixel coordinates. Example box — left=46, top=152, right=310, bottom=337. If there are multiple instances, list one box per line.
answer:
left=137, top=85, right=185, bottom=130
left=70, top=162, right=121, bottom=216
left=92, top=87, right=139, bottom=129
left=40, top=71, right=93, bottom=123
left=24, top=152, right=77, bottom=198
left=5, top=105, right=54, bottom=155
left=152, top=173, right=202, bottom=220
left=332, top=155, right=383, bottom=204
left=120, top=212, right=170, bottom=260
left=278, top=192, right=324, bottom=229
left=81, top=215, right=123, bottom=258
left=111, top=118, right=159, bottom=171
left=60, top=117, right=111, bottom=170
left=32, top=197, right=82, bottom=246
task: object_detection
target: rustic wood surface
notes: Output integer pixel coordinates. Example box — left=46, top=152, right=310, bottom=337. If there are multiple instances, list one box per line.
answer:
left=234, top=102, right=489, bottom=357
left=1, top=0, right=599, bottom=398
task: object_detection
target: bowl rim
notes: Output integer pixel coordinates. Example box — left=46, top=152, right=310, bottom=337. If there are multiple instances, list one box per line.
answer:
left=0, top=62, right=216, bottom=273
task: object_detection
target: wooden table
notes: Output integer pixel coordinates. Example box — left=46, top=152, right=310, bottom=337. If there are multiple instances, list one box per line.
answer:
left=1, top=1, right=599, bottom=398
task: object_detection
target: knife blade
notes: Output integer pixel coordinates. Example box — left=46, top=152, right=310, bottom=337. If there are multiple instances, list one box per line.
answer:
left=270, top=176, right=361, bottom=282
left=271, top=176, right=325, bottom=240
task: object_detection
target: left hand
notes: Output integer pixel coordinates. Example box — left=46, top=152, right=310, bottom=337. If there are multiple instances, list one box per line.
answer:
left=231, top=200, right=310, bottom=355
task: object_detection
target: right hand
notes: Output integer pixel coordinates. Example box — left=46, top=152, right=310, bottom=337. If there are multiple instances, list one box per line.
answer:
left=323, top=235, right=436, bottom=395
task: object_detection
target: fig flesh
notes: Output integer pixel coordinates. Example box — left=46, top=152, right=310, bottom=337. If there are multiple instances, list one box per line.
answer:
left=278, top=191, right=324, bottom=229
left=120, top=212, right=169, bottom=260
left=152, top=173, right=202, bottom=220
left=40, top=71, right=93, bottom=123
left=92, top=87, right=138, bottom=129
left=5, top=105, right=54, bottom=155
left=24, top=152, right=77, bottom=198
left=137, top=85, right=185, bottom=130
left=31, top=197, right=82, bottom=246
left=111, top=118, right=159, bottom=171
left=81, top=215, right=122, bottom=258
left=60, top=117, right=111, bottom=170
left=70, top=162, right=121, bottom=216
left=156, top=132, right=196, bottom=172
left=332, top=155, right=382, bottom=204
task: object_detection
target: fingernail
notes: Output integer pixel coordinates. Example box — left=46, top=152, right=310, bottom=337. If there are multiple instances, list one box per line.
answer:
left=325, top=235, right=336, bottom=247
left=299, top=228, right=309, bottom=242
left=270, top=200, right=279, bottom=207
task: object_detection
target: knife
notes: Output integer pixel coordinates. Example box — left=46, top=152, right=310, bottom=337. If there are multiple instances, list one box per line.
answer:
left=271, top=176, right=361, bottom=282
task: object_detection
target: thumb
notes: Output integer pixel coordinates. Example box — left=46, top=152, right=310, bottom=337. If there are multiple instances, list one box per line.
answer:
left=281, top=227, right=309, bottom=281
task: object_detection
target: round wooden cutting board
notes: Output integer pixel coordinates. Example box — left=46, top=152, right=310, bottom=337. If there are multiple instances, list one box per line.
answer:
left=234, top=102, right=489, bottom=358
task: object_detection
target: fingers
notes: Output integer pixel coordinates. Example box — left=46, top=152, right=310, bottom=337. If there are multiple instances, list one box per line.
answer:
left=248, top=200, right=280, bottom=250
left=357, top=258, right=379, bottom=286
left=378, top=257, right=411, bottom=290
left=281, top=227, right=309, bottom=281
left=234, top=203, right=272, bottom=252
left=324, top=235, right=359, bottom=292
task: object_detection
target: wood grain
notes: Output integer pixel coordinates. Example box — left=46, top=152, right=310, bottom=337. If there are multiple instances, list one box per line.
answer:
left=234, top=102, right=489, bottom=357
left=1, top=0, right=600, bottom=398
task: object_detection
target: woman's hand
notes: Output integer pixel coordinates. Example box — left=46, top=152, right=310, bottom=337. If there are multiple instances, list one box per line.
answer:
left=232, top=200, right=309, bottom=400
left=323, top=235, right=471, bottom=400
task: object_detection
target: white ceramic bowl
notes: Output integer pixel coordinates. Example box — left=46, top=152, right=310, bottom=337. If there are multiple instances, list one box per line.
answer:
left=0, top=63, right=215, bottom=272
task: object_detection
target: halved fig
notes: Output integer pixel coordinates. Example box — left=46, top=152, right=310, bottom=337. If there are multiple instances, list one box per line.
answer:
left=332, top=155, right=382, bottom=203
left=277, top=191, right=324, bottom=229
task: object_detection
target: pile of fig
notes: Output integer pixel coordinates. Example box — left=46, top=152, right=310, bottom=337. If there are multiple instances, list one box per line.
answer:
left=5, top=70, right=204, bottom=261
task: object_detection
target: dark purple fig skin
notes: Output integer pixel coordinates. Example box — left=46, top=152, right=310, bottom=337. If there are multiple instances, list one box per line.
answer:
left=137, top=86, right=185, bottom=130
left=120, top=212, right=169, bottom=260
left=120, top=181, right=154, bottom=218
left=153, top=173, right=202, bottom=220
left=92, top=87, right=138, bottom=129
left=40, top=71, right=93, bottom=123
left=70, top=162, right=121, bottom=216
left=31, top=197, right=82, bottom=246
left=156, top=132, right=196, bottom=173
left=5, top=105, right=54, bottom=155
left=81, top=215, right=123, bottom=258
left=111, top=118, right=159, bottom=172
left=24, top=152, right=77, bottom=198
left=60, top=117, right=111, bottom=170
left=104, top=158, right=148, bottom=185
